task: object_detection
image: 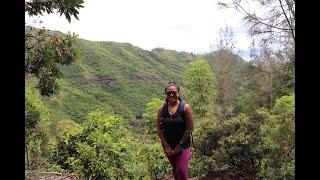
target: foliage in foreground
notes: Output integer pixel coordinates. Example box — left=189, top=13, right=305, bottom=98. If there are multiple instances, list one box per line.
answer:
left=25, top=86, right=52, bottom=169
left=142, top=98, right=164, bottom=137
left=51, top=110, right=171, bottom=179
left=190, top=95, right=294, bottom=179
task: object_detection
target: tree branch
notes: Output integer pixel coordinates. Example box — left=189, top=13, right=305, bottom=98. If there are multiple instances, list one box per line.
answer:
left=278, top=0, right=295, bottom=41
left=285, top=0, right=295, bottom=18
left=234, top=0, right=292, bottom=31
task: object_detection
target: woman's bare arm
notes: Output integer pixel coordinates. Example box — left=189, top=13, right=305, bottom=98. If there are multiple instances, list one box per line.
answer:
left=179, top=103, right=194, bottom=145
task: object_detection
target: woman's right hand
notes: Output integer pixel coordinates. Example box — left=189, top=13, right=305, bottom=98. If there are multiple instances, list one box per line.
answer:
left=164, top=145, right=174, bottom=156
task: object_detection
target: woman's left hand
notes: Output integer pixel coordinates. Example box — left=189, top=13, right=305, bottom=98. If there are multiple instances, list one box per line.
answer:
left=173, top=144, right=182, bottom=155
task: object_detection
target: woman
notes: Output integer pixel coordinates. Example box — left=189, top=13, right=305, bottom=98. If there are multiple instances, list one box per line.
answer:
left=156, top=82, right=194, bottom=180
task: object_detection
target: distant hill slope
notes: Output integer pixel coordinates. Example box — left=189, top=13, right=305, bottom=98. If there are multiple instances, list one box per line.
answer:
left=26, top=28, right=246, bottom=123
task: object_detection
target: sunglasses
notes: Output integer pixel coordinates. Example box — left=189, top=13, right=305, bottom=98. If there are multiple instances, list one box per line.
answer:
left=166, top=91, right=178, bottom=96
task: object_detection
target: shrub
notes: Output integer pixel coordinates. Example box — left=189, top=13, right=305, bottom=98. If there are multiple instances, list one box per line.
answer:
left=52, top=110, right=146, bottom=179
left=138, top=142, right=171, bottom=179
left=191, top=114, right=265, bottom=178
left=257, top=95, right=295, bottom=179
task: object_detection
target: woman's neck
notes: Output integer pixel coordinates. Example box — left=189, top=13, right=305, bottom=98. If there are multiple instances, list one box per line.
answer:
left=168, top=100, right=180, bottom=106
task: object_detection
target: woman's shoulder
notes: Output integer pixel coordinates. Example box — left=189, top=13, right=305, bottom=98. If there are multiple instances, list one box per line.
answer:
left=183, top=102, right=192, bottom=112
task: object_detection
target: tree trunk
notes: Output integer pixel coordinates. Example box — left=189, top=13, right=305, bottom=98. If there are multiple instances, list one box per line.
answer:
left=26, top=145, right=29, bottom=168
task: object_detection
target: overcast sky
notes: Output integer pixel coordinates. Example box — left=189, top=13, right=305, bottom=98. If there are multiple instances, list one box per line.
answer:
left=25, top=0, right=255, bottom=60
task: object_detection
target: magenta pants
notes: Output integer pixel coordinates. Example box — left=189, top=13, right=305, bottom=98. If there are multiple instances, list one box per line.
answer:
left=166, top=147, right=191, bottom=180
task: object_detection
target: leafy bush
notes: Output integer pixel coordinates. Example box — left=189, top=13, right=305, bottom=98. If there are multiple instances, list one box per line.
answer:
left=52, top=110, right=148, bottom=179
left=257, top=95, right=295, bottom=179
left=191, top=114, right=265, bottom=178
left=191, top=95, right=295, bottom=179
left=138, top=142, right=171, bottom=179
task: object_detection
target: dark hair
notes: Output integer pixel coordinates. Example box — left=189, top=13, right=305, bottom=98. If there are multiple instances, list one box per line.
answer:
left=165, top=82, right=180, bottom=92
left=165, top=82, right=182, bottom=102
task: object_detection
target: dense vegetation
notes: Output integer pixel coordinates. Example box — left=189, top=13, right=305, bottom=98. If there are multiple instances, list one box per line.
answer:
left=25, top=34, right=294, bottom=179
left=25, top=0, right=294, bottom=179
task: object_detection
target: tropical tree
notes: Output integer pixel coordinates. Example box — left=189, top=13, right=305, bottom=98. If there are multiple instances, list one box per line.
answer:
left=25, top=0, right=84, bottom=23
left=210, top=26, right=241, bottom=119
left=217, top=0, right=295, bottom=82
left=25, top=0, right=84, bottom=96
left=183, top=60, right=218, bottom=119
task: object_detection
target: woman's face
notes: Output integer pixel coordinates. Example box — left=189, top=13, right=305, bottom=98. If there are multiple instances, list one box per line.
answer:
left=165, top=86, right=179, bottom=103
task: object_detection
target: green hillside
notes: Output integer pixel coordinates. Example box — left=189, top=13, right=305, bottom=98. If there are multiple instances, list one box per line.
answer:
left=26, top=30, right=246, bottom=124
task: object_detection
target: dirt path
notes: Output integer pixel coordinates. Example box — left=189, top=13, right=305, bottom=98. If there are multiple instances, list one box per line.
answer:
left=26, top=171, right=252, bottom=180
left=25, top=171, right=79, bottom=180
left=164, top=176, right=199, bottom=180
left=164, top=171, right=252, bottom=180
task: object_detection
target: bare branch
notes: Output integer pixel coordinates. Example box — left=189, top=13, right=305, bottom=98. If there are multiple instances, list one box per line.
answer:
left=217, top=2, right=229, bottom=8
left=231, top=0, right=292, bottom=32
left=284, top=0, right=295, bottom=18
left=256, top=30, right=275, bottom=34
left=278, top=0, right=295, bottom=41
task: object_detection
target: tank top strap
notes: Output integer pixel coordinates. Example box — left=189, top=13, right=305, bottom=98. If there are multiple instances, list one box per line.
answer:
left=178, top=100, right=186, bottom=117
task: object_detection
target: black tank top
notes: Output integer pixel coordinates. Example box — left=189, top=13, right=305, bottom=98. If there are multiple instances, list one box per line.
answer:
left=160, top=101, right=190, bottom=149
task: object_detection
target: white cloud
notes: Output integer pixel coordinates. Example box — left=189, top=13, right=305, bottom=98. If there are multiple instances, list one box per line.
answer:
left=25, top=0, right=254, bottom=58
